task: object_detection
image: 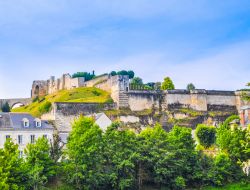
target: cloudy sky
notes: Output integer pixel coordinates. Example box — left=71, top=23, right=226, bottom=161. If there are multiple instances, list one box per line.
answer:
left=0, top=0, right=250, bottom=98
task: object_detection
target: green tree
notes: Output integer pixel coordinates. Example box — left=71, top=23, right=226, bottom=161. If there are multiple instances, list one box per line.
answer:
left=117, top=70, right=128, bottom=76
left=103, top=123, right=139, bottom=190
left=1, top=102, right=10, bottom=112
left=216, top=116, right=249, bottom=162
left=63, top=116, right=104, bottom=189
left=166, top=126, right=197, bottom=189
left=209, top=153, right=244, bottom=186
left=195, top=124, right=216, bottom=148
left=127, top=70, right=135, bottom=79
left=110, top=71, right=117, bottom=76
left=161, top=77, right=175, bottom=90
left=0, top=139, right=28, bottom=190
left=72, top=72, right=95, bottom=81
left=138, top=124, right=168, bottom=188
left=187, top=83, right=196, bottom=91
left=25, top=137, right=56, bottom=190
left=131, top=77, right=143, bottom=85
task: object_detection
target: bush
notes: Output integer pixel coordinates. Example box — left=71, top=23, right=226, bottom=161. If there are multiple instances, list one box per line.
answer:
left=222, top=115, right=240, bottom=128
left=38, top=101, right=52, bottom=114
left=195, top=124, right=216, bottom=148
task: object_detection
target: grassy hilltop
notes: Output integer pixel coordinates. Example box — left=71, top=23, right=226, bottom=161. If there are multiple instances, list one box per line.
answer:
left=12, top=87, right=112, bottom=117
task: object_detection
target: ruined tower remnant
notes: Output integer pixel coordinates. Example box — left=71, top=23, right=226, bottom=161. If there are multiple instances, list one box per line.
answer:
left=31, top=73, right=85, bottom=98
left=31, top=81, right=48, bottom=98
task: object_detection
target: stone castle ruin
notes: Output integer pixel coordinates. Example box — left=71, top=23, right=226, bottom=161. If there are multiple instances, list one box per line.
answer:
left=31, top=72, right=250, bottom=131
left=32, top=73, right=248, bottom=113
left=31, top=74, right=85, bottom=98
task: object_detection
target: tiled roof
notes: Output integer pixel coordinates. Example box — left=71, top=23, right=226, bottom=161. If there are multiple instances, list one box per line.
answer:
left=0, top=113, right=53, bottom=130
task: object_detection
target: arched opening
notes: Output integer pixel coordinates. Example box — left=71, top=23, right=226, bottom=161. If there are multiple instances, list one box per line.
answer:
left=34, top=85, right=40, bottom=96
left=12, top=102, right=25, bottom=109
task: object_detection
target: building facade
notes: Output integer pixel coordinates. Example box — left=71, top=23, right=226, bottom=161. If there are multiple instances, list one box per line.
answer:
left=0, top=113, right=54, bottom=157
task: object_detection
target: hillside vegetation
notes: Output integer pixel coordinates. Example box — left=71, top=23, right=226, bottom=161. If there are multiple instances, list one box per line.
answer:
left=12, top=87, right=112, bottom=117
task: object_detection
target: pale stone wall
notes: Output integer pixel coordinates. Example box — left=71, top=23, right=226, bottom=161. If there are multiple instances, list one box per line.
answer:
left=85, top=75, right=109, bottom=87
left=190, top=93, right=207, bottom=111
left=128, top=92, right=158, bottom=111
left=207, top=95, right=236, bottom=106
left=95, top=80, right=111, bottom=92
left=120, top=116, right=140, bottom=123
left=126, top=90, right=241, bottom=112
left=166, top=94, right=192, bottom=106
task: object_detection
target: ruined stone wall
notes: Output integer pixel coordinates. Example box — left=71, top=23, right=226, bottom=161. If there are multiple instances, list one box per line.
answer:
left=32, top=74, right=86, bottom=97
left=94, top=78, right=112, bottom=92
left=85, top=74, right=109, bottom=88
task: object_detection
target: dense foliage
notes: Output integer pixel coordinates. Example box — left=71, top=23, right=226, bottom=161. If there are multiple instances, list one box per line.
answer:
left=0, top=138, right=56, bottom=190
left=1, top=102, right=10, bottom=112
left=72, top=72, right=95, bottom=81
left=161, top=77, right=175, bottom=90
left=59, top=116, right=249, bottom=189
left=195, top=124, right=216, bottom=148
left=130, top=77, right=143, bottom=85
left=187, top=83, right=196, bottom=91
left=0, top=115, right=249, bottom=190
left=110, top=70, right=135, bottom=79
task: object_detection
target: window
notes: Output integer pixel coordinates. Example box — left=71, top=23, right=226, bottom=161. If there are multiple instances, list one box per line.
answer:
left=34, top=119, right=41, bottom=127
left=30, top=135, right=35, bottom=144
left=23, top=118, right=29, bottom=127
left=18, top=135, right=23, bottom=145
left=43, top=134, right=48, bottom=139
left=19, top=151, right=23, bottom=158
left=6, top=135, right=10, bottom=140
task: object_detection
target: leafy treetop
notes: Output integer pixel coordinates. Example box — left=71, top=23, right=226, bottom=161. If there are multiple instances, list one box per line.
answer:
left=161, top=77, right=175, bottom=90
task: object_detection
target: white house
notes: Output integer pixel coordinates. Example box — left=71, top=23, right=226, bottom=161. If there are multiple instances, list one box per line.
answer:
left=0, top=113, right=54, bottom=157
left=92, top=113, right=113, bottom=132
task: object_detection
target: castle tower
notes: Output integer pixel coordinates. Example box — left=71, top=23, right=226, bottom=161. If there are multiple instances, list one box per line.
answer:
left=110, top=75, right=129, bottom=108
left=31, top=81, right=48, bottom=98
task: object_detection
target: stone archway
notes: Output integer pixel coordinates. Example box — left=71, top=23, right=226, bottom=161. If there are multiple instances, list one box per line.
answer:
left=11, top=102, right=25, bottom=109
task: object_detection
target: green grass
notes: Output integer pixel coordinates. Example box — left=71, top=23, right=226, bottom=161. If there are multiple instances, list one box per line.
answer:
left=105, top=108, right=153, bottom=117
left=179, top=108, right=204, bottom=117
left=12, top=87, right=112, bottom=117
left=202, top=182, right=250, bottom=190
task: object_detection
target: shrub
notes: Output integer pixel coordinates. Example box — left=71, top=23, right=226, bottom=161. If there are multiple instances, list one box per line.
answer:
left=195, top=124, right=216, bottom=148
left=38, top=101, right=52, bottom=114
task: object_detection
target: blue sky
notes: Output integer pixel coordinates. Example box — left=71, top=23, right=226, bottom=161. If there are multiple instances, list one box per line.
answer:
left=0, top=0, right=250, bottom=98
